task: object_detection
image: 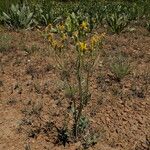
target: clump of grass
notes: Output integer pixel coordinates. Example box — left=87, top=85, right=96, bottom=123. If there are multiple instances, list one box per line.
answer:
left=82, top=132, right=99, bottom=149
left=6, top=98, right=17, bottom=106
left=0, top=34, right=12, bottom=52
left=21, top=101, right=43, bottom=117
left=21, top=44, right=39, bottom=54
left=18, top=100, right=43, bottom=139
left=110, top=54, right=130, bottom=82
left=56, top=126, right=69, bottom=147
left=26, top=65, right=37, bottom=79
left=105, top=4, right=129, bottom=34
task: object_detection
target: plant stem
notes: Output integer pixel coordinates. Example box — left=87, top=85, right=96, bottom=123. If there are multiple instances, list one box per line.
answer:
left=74, top=51, right=84, bottom=139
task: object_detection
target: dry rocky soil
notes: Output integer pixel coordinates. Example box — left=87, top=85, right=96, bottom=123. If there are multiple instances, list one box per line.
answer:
left=0, top=25, right=150, bottom=150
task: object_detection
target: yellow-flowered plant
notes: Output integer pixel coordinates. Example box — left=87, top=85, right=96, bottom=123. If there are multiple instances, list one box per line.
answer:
left=80, top=21, right=88, bottom=30
left=90, top=33, right=105, bottom=50
left=58, top=24, right=65, bottom=32
left=78, top=42, right=87, bottom=52
left=45, top=17, right=105, bottom=140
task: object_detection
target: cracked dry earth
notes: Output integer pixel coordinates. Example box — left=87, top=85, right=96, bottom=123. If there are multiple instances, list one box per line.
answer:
left=0, top=26, right=150, bottom=150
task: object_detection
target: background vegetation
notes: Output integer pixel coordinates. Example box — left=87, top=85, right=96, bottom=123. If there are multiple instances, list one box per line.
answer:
left=0, top=0, right=150, bottom=30
left=0, top=0, right=150, bottom=149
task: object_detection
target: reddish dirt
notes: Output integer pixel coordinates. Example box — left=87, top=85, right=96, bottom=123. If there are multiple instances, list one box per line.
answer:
left=0, top=26, right=150, bottom=150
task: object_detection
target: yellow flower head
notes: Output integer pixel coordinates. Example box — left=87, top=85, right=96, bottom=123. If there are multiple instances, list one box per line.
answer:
left=48, top=33, right=53, bottom=42
left=90, top=34, right=99, bottom=49
left=100, top=32, right=106, bottom=39
left=58, top=24, right=65, bottom=31
left=90, top=33, right=105, bottom=49
left=78, top=42, right=87, bottom=52
left=80, top=21, right=88, bottom=30
left=45, top=24, right=52, bottom=32
left=62, top=33, right=67, bottom=41
left=51, top=40, right=57, bottom=48
left=51, top=40, right=63, bottom=49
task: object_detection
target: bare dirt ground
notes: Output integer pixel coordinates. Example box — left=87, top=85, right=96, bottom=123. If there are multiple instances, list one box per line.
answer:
left=0, top=26, right=150, bottom=150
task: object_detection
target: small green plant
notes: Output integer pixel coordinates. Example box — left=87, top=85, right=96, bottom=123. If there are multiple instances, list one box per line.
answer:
left=32, top=4, right=51, bottom=26
left=18, top=100, right=43, bottom=141
left=1, top=3, right=34, bottom=28
left=82, top=132, right=99, bottom=149
left=56, top=126, right=69, bottom=147
left=106, top=12, right=129, bottom=34
left=129, top=2, right=147, bottom=21
left=26, top=65, right=37, bottom=79
left=28, top=128, right=41, bottom=138
left=146, top=21, right=150, bottom=32
left=21, top=44, right=39, bottom=54
left=6, top=98, right=17, bottom=106
left=22, top=101, right=43, bottom=117
left=110, top=54, right=130, bottom=82
left=105, top=4, right=129, bottom=34
left=76, top=116, right=89, bottom=135
left=0, top=34, right=12, bottom=52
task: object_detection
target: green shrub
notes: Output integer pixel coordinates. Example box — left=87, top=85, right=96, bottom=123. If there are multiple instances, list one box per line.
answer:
left=0, top=0, right=149, bottom=29
left=105, top=4, right=129, bottom=34
left=110, top=54, right=130, bottom=81
left=1, top=3, right=34, bottom=28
